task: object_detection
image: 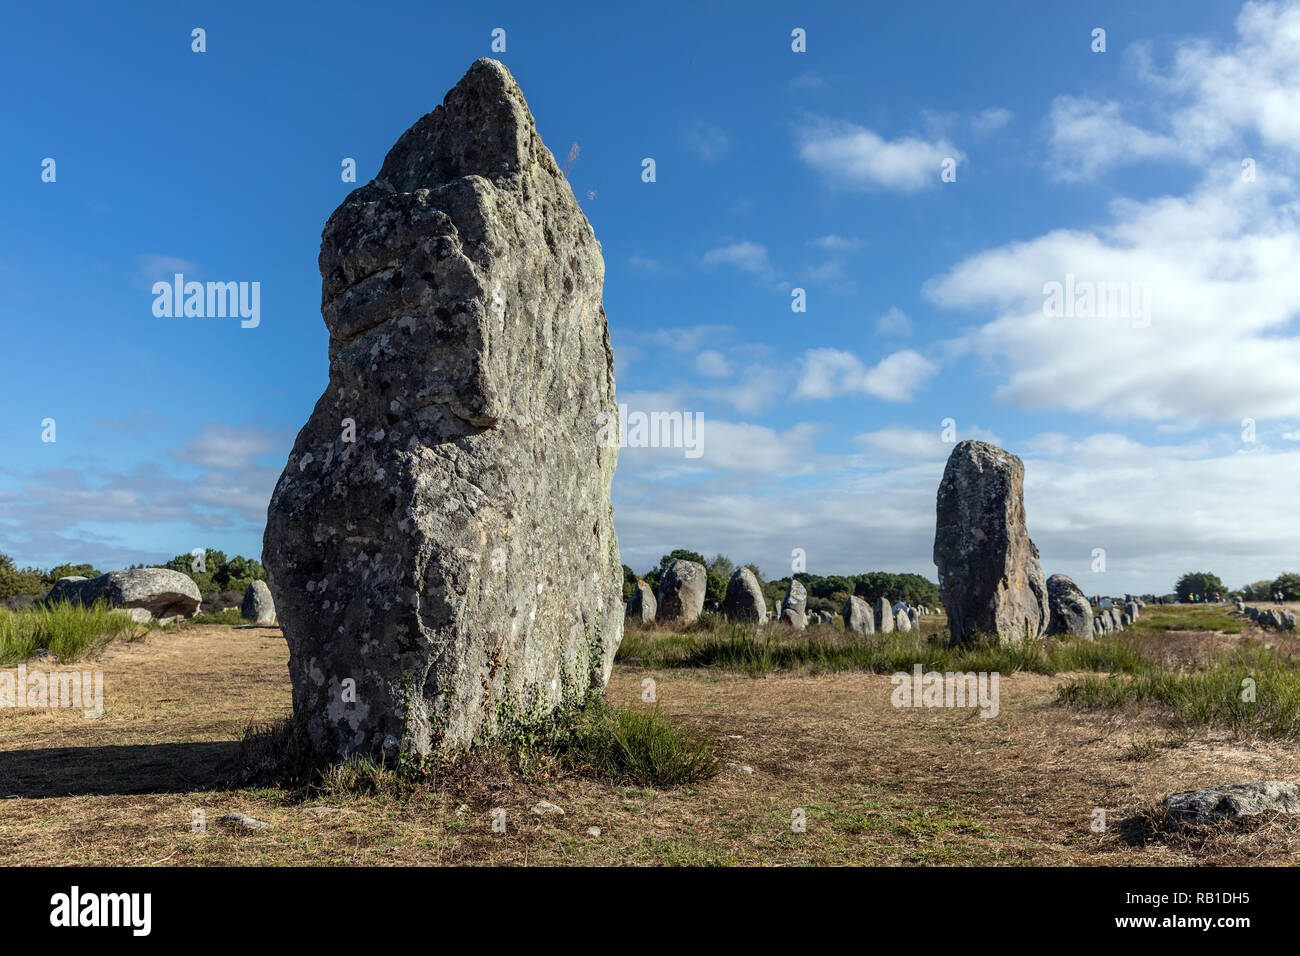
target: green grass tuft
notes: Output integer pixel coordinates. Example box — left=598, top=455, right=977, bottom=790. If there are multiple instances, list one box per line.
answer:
left=0, top=600, right=143, bottom=664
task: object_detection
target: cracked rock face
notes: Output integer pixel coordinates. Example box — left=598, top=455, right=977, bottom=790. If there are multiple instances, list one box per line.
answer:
left=723, top=567, right=766, bottom=624
left=263, top=59, right=622, bottom=759
left=934, top=440, right=1049, bottom=644
left=656, top=560, right=706, bottom=625
left=1046, top=573, right=1092, bottom=641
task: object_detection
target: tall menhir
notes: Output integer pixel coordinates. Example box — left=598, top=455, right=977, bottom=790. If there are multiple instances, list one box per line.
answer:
left=264, top=59, right=623, bottom=759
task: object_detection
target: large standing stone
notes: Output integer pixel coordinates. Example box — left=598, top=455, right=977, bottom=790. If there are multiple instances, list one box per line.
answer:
left=779, top=578, right=808, bottom=630
left=895, top=608, right=912, bottom=632
left=262, top=59, right=623, bottom=760
left=723, top=567, right=767, bottom=624
left=1125, top=600, right=1140, bottom=623
left=625, top=580, right=656, bottom=624
left=842, top=596, right=875, bottom=635
left=45, top=568, right=201, bottom=624
left=1046, top=574, right=1093, bottom=640
left=241, top=580, right=277, bottom=624
left=933, top=440, right=1049, bottom=644
left=657, top=560, right=706, bottom=625
left=875, top=597, right=894, bottom=634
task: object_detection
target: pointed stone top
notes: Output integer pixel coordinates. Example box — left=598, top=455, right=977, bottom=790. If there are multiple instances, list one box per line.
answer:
left=376, top=58, right=541, bottom=192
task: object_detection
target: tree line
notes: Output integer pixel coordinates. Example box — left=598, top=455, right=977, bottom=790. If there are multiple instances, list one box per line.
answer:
left=0, top=550, right=267, bottom=600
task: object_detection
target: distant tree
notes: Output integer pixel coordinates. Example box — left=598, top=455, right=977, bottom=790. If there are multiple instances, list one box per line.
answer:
left=43, top=563, right=102, bottom=585
left=705, top=571, right=727, bottom=607
left=1175, top=571, right=1225, bottom=603
left=707, top=554, right=735, bottom=579
left=1240, top=580, right=1274, bottom=602
left=0, top=553, right=47, bottom=599
left=621, top=564, right=637, bottom=601
left=1273, top=573, right=1300, bottom=601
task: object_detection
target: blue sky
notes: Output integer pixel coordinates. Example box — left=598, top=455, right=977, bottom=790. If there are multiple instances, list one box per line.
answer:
left=3, top=0, right=1299, bottom=594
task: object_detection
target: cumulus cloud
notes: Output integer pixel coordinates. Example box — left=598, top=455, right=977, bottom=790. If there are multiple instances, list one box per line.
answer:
left=701, top=241, right=772, bottom=275
left=925, top=175, right=1300, bottom=422
left=796, top=118, right=964, bottom=191
left=793, top=348, right=938, bottom=402
left=875, top=306, right=912, bottom=336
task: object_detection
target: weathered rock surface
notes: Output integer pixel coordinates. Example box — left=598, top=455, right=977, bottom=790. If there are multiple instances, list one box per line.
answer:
left=45, top=568, right=201, bottom=624
left=1163, top=781, right=1300, bottom=825
left=875, top=597, right=894, bottom=634
left=657, top=560, right=706, bottom=625
left=1045, top=574, right=1092, bottom=640
left=780, top=578, right=808, bottom=630
left=262, top=59, right=623, bottom=760
left=1125, top=600, right=1140, bottom=623
left=934, top=440, right=1049, bottom=644
left=625, top=579, right=656, bottom=624
left=241, top=580, right=277, bottom=624
left=895, top=608, right=912, bottom=632
left=723, top=567, right=767, bottom=624
left=842, top=596, right=874, bottom=635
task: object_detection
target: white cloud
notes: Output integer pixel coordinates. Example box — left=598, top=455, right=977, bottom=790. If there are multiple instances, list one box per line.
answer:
left=972, top=107, right=1014, bottom=135
left=875, top=306, right=912, bottom=336
left=694, top=350, right=733, bottom=378
left=684, top=119, right=731, bottom=162
left=925, top=175, right=1300, bottom=422
left=810, top=234, right=862, bottom=252
left=796, top=118, right=964, bottom=191
left=701, top=241, right=772, bottom=275
left=1046, top=96, right=1179, bottom=181
left=793, top=347, right=938, bottom=402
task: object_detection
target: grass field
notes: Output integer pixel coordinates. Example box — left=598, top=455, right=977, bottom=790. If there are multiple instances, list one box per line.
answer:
left=1, top=603, right=1299, bottom=865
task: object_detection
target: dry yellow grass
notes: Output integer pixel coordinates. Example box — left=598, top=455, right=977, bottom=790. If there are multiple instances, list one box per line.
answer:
left=1, top=622, right=1298, bottom=865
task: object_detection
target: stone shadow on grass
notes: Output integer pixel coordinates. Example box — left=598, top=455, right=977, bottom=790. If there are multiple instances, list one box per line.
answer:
left=0, top=741, right=239, bottom=798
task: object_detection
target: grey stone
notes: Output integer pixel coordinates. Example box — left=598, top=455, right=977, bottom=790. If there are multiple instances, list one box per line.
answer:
left=1164, top=781, right=1300, bottom=825
left=262, top=59, right=623, bottom=760
left=782, top=578, right=807, bottom=619
left=241, top=580, right=276, bottom=624
left=723, top=567, right=767, bottom=624
left=1046, top=574, right=1093, bottom=640
left=529, top=800, right=565, bottom=815
left=875, top=597, right=894, bottom=634
left=895, top=608, right=912, bottom=632
left=934, top=441, right=1049, bottom=644
left=625, top=580, right=656, bottom=624
left=1125, top=600, right=1140, bottom=622
left=45, top=568, right=201, bottom=624
left=842, top=595, right=874, bottom=635
left=218, top=813, right=270, bottom=830
left=657, top=560, right=706, bottom=625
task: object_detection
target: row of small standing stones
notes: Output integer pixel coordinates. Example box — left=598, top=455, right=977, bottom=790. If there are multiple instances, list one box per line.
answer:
left=625, top=561, right=932, bottom=633
left=1235, top=598, right=1297, bottom=630
left=627, top=559, right=1139, bottom=639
